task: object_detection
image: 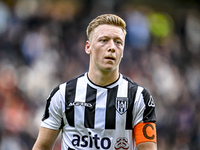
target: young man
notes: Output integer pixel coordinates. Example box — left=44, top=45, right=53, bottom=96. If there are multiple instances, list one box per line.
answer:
left=32, top=14, right=157, bottom=150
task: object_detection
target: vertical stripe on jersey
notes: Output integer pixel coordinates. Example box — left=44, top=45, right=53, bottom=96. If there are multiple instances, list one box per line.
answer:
left=105, top=86, right=118, bottom=129
left=74, top=77, right=87, bottom=128
left=84, top=85, right=97, bottom=128
left=116, top=80, right=128, bottom=130
left=94, top=88, right=107, bottom=129
left=65, top=79, right=78, bottom=127
left=132, top=86, right=144, bottom=126
left=125, top=82, right=137, bottom=130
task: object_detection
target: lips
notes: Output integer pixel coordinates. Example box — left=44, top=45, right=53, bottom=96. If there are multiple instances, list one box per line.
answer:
left=105, top=56, right=115, bottom=60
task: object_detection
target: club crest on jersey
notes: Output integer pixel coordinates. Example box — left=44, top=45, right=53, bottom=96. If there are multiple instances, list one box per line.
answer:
left=116, top=97, right=128, bottom=115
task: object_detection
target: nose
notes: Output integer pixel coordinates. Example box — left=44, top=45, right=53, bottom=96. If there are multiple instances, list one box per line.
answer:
left=108, top=40, right=115, bottom=52
left=108, top=48, right=115, bottom=52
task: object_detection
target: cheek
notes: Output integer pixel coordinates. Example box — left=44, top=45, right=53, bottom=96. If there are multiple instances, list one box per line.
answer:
left=118, top=50, right=124, bottom=59
left=91, top=49, right=102, bottom=61
left=93, top=46, right=103, bottom=57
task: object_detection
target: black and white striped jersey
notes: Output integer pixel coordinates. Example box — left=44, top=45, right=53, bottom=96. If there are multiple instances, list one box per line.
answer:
left=41, top=72, right=156, bottom=150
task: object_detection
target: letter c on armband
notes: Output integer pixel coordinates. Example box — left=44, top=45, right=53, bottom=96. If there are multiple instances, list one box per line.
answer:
left=143, top=124, right=155, bottom=140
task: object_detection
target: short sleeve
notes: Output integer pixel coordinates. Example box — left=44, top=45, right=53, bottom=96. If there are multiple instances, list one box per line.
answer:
left=142, top=88, right=156, bottom=123
left=133, top=86, right=156, bottom=127
left=41, top=85, right=63, bottom=130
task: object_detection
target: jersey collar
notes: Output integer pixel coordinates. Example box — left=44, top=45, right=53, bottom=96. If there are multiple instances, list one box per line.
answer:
left=85, top=72, right=123, bottom=89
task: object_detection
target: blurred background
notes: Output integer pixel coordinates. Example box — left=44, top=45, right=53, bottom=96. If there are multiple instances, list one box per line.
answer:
left=0, top=0, right=200, bottom=149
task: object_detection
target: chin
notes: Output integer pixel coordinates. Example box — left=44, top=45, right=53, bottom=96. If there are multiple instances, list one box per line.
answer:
left=102, top=67, right=117, bottom=72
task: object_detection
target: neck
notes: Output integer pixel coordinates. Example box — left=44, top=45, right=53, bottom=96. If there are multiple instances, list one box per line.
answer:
left=88, top=69, right=119, bottom=86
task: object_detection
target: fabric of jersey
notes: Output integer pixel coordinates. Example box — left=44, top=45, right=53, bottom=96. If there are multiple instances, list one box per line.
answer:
left=41, top=72, right=156, bottom=150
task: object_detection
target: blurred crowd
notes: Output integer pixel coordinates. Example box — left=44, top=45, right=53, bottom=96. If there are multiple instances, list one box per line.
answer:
left=0, top=0, right=200, bottom=150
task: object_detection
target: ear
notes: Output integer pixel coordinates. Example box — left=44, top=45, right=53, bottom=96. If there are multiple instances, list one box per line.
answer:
left=85, top=40, right=91, bottom=54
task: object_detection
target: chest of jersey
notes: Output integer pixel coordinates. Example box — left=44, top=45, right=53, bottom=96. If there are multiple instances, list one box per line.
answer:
left=64, top=76, right=135, bottom=131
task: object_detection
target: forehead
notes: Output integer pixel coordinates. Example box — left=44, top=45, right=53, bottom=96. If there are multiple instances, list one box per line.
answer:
left=91, top=24, right=125, bottom=40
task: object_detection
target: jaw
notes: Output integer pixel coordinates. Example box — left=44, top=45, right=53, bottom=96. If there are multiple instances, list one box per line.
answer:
left=90, top=55, right=122, bottom=72
left=92, top=61, right=119, bottom=76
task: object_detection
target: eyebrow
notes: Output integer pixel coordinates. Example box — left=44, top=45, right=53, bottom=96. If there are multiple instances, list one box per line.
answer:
left=98, top=35, right=123, bottom=41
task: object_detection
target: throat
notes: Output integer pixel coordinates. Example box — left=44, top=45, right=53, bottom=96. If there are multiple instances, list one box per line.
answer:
left=88, top=70, right=119, bottom=86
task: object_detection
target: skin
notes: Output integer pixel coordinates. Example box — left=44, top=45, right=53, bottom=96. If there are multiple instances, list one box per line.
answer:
left=32, top=127, right=60, bottom=150
left=137, top=142, right=157, bottom=150
left=32, top=24, right=157, bottom=150
left=85, top=24, right=125, bottom=86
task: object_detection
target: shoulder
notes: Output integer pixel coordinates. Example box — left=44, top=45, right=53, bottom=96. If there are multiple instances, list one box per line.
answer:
left=121, top=74, right=138, bottom=88
left=121, top=74, right=145, bottom=95
left=122, top=74, right=136, bottom=84
left=121, top=74, right=155, bottom=108
left=122, top=74, right=151, bottom=94
left=66, top=73, right=85, bottom=84
left=49, top=73, right=86, bottom=99
left=64, top=73, right=85, bottom=89
left=52, top=73, right=85, bottom=93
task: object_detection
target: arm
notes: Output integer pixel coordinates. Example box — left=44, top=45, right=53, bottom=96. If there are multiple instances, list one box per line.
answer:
left=133, top=87, right=157, bottom=150
left=137, top=142, right=157, bottom=150
left=32, top=127, right=60, bottom=150
left=133, top=122, right=157, bottom=150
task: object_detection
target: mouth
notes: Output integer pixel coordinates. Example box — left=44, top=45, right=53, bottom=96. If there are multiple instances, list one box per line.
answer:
left=105, top=56, right=115, bottom=61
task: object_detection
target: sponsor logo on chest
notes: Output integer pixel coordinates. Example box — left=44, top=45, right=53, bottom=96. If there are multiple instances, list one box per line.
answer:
left=72, top=132, right=111, bottom=149
left=71, top=133, right=130, bottom=150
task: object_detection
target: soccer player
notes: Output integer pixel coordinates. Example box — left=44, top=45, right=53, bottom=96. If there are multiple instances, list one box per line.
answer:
left=32, top=14, right=157, bottom=150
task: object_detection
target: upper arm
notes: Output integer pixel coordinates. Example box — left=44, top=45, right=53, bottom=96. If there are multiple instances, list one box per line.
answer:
left=133, top=87, right=157, bottom=149
left=42, top=85, right=65, bottom=130
left=133, top=122, right=157, bottom=148
left=32, top=127, right=60, bottom=150
left=133, top=87, right=156, bottom=126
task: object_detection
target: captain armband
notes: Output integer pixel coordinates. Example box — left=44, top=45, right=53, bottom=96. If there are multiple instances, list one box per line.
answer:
left=133, top=122, right=157, bottom=145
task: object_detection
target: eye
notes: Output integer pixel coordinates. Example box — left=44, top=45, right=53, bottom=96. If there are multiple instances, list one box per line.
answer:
left=116, top=40, right=122, bottom=45
left=101, top=39, right=107, bottom=42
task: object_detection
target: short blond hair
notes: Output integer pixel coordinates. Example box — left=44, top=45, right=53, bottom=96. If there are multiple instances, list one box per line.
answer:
left=86, top=14, right=127, bottom=40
